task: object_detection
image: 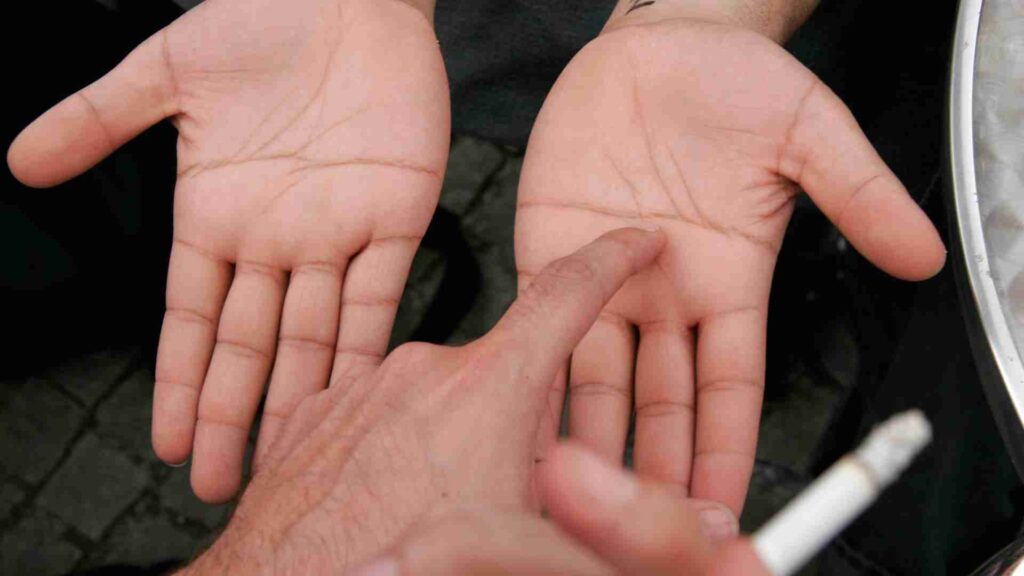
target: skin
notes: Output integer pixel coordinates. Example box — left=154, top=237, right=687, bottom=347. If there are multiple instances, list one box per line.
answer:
left=7, top=0, right=450, bottom=502
left=516, top=0, right=947, bottom=515
left=174, top=228, right=726, bottom=574
left=353, top=443, right=769, bottom=576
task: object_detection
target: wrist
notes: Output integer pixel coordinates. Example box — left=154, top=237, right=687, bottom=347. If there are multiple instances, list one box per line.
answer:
left=176, top=522, right=272, bottom=576
left=604, top=0, right=818, bottom=43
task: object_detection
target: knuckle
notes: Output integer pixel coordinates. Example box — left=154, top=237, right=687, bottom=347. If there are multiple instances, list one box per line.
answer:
left=545, top=254, right=597, bottom=283
left=600, top=231, right=633, bottom=253
left=506, top=254, right=603, bottom=331
left=382, top=342, right=440, bottom=375
left=509, top=278, right=558, bottom=329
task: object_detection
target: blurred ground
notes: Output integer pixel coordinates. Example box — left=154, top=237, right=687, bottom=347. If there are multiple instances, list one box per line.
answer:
left=0, top=135, right=854, bottom=575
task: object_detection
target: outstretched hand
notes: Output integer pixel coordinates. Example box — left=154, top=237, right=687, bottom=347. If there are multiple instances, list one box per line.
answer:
left=515, top=16, right=945, bottom=514
left=8, top=0, right=450, bottom=502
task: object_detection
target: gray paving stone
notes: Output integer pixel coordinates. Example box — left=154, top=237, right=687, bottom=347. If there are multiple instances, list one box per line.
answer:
left=37, top=434, right=150, bottom=540
left=95, top=368, right=156, bottom=461
left=439, top=137, right=507, bottom=217
left=817, top=319, right=859, bottom=390
left=461, top=157, right=520, bottom=250
left=50, top=348, right=136, bottom=407
left=394, top=138, right=513, bottom=347
left=741, top=461, right=805, bottom=532
left=448, top=243, right=517, bottom=345
left=448, top=159, right=520, bottom=344
left=757, top=368, right=844, bottom=476
left=0, top=510, right=82, bottom=576
left=391, top=246, right=447, bottom=347
left=0, top=379, right=85, bottom=484
left=88, top=514, right=201, bottom=568
left=158, top=467, right=230, bottom=529
left=0, top=478, right=26, bottom=519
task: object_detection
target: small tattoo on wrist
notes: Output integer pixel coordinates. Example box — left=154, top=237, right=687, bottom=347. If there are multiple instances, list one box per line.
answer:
left=625, top=0, right=656, bottom=15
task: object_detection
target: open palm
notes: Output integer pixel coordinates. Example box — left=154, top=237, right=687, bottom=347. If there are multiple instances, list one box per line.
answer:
left=8, top=0, right=449, bottom=502
left=516, top=20, right=945, bottom=514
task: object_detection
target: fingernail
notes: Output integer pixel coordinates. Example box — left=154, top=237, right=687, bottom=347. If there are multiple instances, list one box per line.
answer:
left=167, top=459, right=188, bottom=468
left=349, top=558, right=399, bottom=576
left=573, top=448, right=641, bottom=506
left=636, top=221, right=661, bottom=233
left=695, top=505, right=739, bottom=541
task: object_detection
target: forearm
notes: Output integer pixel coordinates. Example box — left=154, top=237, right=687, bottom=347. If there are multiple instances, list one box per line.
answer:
left=604, top=0, right=819, bottom=43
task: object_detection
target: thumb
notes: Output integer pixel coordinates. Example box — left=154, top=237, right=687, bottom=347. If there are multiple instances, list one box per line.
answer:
left=783, top=80, right=946, bottom=281
left=8, top=30, right=178, bottom=188
left=539, top=443, right=768, bottom=576
left=487, top=227, right=664, bottom=387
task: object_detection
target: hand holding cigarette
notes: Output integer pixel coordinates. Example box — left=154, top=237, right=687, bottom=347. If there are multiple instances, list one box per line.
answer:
left=353, top=411, right=931, bottom=576
left=351, top=443, right=767, bottom=576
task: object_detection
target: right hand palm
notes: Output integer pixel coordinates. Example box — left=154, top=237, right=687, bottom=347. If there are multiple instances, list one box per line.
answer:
left=515, top=20, right=945, bottom=514
left=8, top=0, right=450, bottom=502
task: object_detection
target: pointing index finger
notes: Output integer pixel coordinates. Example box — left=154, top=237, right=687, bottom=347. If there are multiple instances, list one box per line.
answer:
left=490, top=227, right=664, bottom=389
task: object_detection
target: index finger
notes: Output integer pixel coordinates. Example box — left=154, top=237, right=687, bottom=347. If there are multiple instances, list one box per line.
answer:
left=490, top=227, right=664, bottom=388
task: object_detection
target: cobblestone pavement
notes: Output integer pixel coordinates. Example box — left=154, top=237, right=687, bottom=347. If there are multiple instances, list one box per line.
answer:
left=0, top=136, right=852, bottom=575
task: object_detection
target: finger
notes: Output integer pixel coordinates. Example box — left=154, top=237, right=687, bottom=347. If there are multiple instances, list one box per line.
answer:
left=353, top=513, right=613, bottom=576
left=152, top=241, right=232, bottom=465
left=539, top=443, right=730, bottom=575
left=329, top=236, right=418, bottom=386
left=633, top=322, right=696, bottom=493
left=191, top=262, right=286, bottom=502
left=491, top=227, right=665, bottom=389
left=8, top=30, right=178, bottom=188
left=521, top=268, right=571, bottom=464
left=254, top=261, right=345, bottom=470
left=783, top=80, right=945, bottom=280
left=568, top=316, right=635, bottom=464
left=535, top=363, right=569, bottom=460
left=691, top=307, right=767, bottom=516
left=711, top=540, right=772, bottom=576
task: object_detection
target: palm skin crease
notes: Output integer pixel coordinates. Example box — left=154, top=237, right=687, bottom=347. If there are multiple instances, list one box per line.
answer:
left=516, top=20, right=946, bottom=515
left=7, top=0, right=450, bottom=502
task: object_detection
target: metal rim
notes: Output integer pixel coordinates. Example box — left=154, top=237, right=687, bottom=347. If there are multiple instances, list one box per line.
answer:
left=950, top=0, right=1024, bottom=463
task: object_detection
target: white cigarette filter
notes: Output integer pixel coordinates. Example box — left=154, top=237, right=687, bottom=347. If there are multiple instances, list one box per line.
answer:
left=751, top=410, right=933, bottom=576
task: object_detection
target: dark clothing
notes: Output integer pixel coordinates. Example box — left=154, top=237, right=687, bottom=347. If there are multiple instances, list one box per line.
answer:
left=435, top=0, right=615, bottom=144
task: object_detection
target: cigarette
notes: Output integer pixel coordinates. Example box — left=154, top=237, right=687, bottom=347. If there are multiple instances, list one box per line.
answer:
left=751, top=410, right=932, bottom=576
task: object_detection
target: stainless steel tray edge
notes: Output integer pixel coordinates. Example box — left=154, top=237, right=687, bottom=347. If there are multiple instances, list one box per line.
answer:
left=949, top=0, right=1024, bottom=480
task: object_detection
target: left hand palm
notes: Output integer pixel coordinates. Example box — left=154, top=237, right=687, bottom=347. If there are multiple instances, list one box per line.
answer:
left=515, top=20, right=945, bottom=513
